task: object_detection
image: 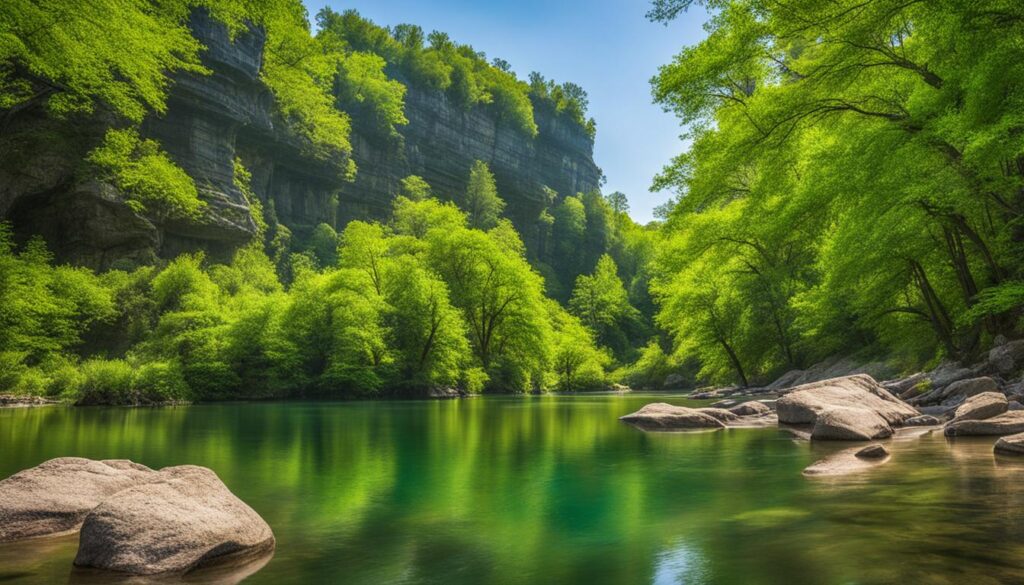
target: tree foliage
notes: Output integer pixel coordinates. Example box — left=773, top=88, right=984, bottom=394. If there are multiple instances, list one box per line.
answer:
left=649, top=0, right=1024, bottom=385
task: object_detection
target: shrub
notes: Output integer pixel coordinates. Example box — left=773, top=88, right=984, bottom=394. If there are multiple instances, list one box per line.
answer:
left=73, top=359, right=134, bottom=405
left=133, top=360, right=191, bottom=403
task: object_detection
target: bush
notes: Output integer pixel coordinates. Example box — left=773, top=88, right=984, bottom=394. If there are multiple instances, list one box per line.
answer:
left=133, top=360, right=191, bottom=403
left=73, top=359, right=134, bottom=405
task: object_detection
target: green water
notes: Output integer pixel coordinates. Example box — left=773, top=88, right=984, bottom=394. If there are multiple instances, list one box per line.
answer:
left=2, top=395, right=1024, bottom=585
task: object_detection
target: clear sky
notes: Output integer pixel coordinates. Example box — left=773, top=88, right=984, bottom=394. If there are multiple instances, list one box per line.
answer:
left=302, top=0, right=710, bottom=223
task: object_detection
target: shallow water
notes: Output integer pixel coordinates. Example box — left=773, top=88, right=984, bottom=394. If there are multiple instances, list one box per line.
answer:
left=1, top=394, right=1024, bottom=585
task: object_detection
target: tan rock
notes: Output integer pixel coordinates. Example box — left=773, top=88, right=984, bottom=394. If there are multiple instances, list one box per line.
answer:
left=619, top=403, right=726, bottom=431
left=776, top=375, right=918, bottom=440
left=951, top=392, right=1007, bottom=422
left=811, top=407, right=894, bottom=440
left=944, top=411, right=1024, bottom=437
left=994, top=432, right=1024, bottom=455
left=0, top=457, right=154, bottom=542
left=74, top=465, right=275, bottom=575
left=729, top=401, right=772, bottom=417
left=697, top=407, right=740, bottom=423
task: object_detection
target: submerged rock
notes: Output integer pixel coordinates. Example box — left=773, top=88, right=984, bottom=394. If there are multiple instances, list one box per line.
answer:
left=619, top=403, right=726, bottom=431
left=803, top=445, right=890, bottom=476
left=951, top=392, right=1007, bottom=422
left=729, top=401, right=773, bottom=417
left=74, top=465, right=275, bottom=575
left=0, top=458, right=154, bottom=542
left=776, top=375, right=918, bottom=440
left=944, top=411, right=1024, bottom=437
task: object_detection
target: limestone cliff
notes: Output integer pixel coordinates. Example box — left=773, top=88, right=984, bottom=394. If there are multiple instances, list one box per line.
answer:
left=0, top=11, right=601, bottom=269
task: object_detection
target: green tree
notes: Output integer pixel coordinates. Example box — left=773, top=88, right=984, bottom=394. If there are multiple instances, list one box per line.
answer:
left=460, top=160, right=505, bottom=230
left=398, top=175, right=432, bottom=201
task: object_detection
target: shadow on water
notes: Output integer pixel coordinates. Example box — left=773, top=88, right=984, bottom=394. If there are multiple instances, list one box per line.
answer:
left=1, top=395, right=1024, bottom=584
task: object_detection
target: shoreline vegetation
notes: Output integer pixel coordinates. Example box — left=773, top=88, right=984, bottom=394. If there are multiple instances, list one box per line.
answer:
left=3, top=0, right=1024, bottom=408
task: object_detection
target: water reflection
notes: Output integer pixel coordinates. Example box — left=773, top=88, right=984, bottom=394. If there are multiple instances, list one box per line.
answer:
left=0, top=396, right=1023, bottom=584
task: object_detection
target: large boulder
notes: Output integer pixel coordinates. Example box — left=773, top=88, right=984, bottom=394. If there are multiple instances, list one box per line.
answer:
left=944, top=411, right=1024, bottom=437
left=940, top=377, right=999, bottom=401
left=989, top=340, right=1024, bottom=375
left=74, top=465, right=275, bottom=575
left=811, top=407, right=893, bottom=441
left=729, top=401, right=773, bottom=417
left=776, top=375, right=918, bottom=440
left=619, top=403, right=726, bottom=431
left=0, top=457, right=154, bottom=542
left=951, top=392, right=1007, bottom=422
left=994, top=432, right=1024, bottom=455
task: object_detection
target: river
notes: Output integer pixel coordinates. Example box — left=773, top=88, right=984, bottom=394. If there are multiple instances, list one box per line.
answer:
left=1, top=394, right=1023, bottom=584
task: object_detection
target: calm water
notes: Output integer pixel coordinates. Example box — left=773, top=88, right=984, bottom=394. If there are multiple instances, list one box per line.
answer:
left=2, top=394, right=1024, bottom=584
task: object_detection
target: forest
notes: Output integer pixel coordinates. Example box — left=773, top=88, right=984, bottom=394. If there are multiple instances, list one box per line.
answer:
left=2, top=0, right=1024, bottom=403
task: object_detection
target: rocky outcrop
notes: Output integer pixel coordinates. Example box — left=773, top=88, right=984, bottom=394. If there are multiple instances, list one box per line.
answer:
left=776, top=375, right=918, bottom=440
left=989, top=340, right=1024, bottom=375
left=75, top=465, right=274, bottom=575
left=951, top=392, right=1007, bottom=423
left=619, top=403, right=726, bottom=431
left=0, top=11, right=601, bottom=269
left=944, top=411, right=1024, bottom=437
left=0, top=458, right=154, bottom=542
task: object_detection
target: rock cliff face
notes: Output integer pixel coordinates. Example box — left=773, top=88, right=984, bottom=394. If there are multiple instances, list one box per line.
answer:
left=0, top=12, right=601, bottom=269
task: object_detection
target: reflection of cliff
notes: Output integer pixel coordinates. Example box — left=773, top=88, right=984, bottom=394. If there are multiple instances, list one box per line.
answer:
left=0, top=11, right=601, bottom=270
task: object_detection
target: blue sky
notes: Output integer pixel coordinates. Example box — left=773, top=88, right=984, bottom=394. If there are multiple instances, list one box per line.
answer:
left=302, top=0, right=710, bottom=223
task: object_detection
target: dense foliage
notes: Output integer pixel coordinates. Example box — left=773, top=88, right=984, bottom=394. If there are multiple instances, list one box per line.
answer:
left=0, top=1, right=594, bottom=227
left=648, top=0, right=1024, bottom=385
left=315, top=8, right=596, bottom=139
left=0, top=185, right=616, bottom=402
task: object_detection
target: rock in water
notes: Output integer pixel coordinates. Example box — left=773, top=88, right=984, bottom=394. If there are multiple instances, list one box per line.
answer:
left=811, top=407, right=893, bottom=441
left=776, top=375, right=918, bottom=440
left=74, top=465, right=275, bottom=575
left=994, top=432, right=1024, bottom=455
left=729, top=401, right=772, bottom=417
left=619, top=403, right=726, bottom=431
left=803, top=445, right=890, bottom=476
left=951, top=392, right=1008, bottom=422
left=904, top=415, right=941, bottom=427
left=944, top=411, right=1024, bottom=437
left=697, top=408, right=740, bottom=423
left=0, top=457, right=154, bottom=542
left=855, top=444, right=889, bottom=459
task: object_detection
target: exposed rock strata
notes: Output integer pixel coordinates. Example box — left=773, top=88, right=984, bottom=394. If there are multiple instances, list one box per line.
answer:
left=0, top=11, right=601, bottom=269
